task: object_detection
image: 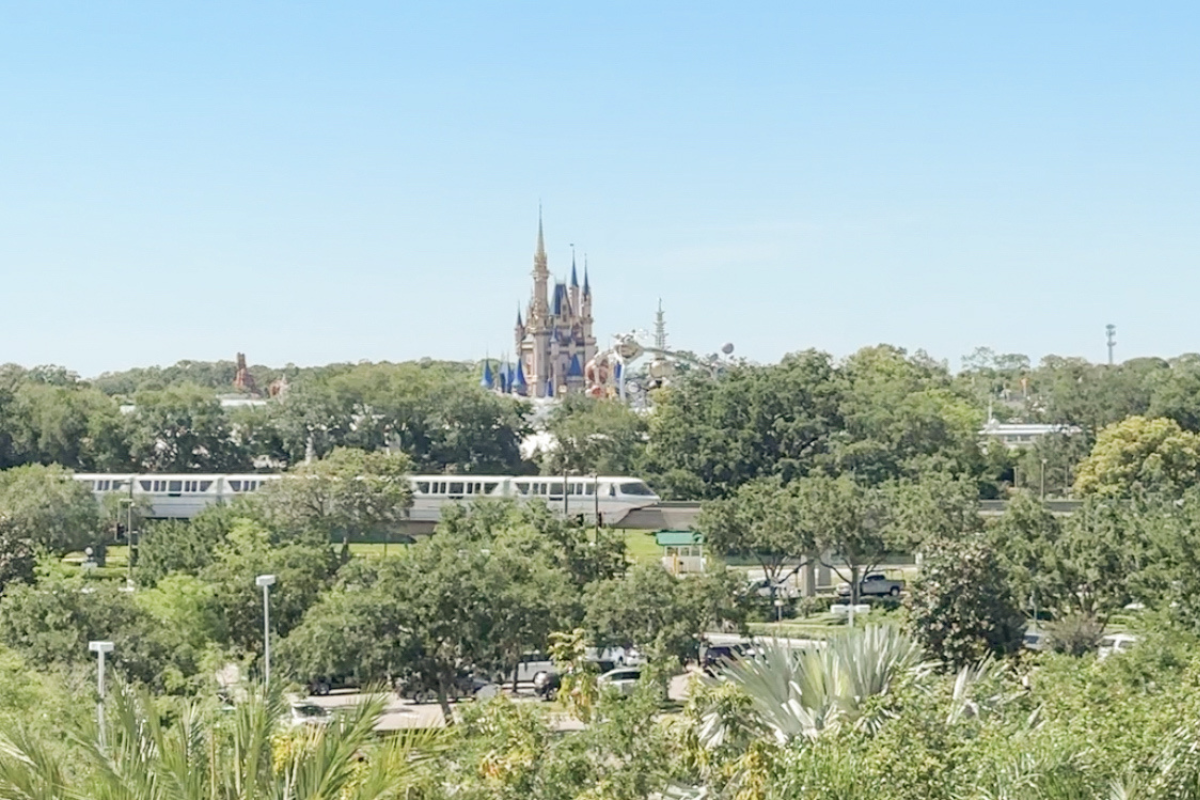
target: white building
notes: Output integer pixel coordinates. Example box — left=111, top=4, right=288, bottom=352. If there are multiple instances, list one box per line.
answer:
left=979, top=420, right=1081, bottom=449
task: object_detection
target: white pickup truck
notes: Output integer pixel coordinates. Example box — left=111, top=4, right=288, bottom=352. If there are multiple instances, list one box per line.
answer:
left=836, top=573, right=905, bottom=598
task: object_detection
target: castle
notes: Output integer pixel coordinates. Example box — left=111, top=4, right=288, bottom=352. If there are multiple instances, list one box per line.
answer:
left=483, top=214, right=597, bottom=398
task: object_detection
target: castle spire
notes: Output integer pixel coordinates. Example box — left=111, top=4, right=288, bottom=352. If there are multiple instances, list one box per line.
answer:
left=536, top=205, right=546, bottom=262
left=583, top=255, right=591, bottom=297
left=570, top=245, right=578, bottom=288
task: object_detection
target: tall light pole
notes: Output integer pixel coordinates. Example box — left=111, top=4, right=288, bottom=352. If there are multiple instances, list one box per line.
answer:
left=1106, top=324, right=1117, bottom=366
left=592, top=472, right=600, bottom=540
left=89, top=640, right=114, bottom=749
left=119, top=498, right=135, bottom=589
left=256, top=574, right=276, bottom=688
left=1040, top=458, right=1048, bottom=500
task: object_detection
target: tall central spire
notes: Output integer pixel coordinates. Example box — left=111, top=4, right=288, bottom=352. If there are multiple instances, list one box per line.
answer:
left=529, top=206, right=551, bottom=329
left=535, top=205, right=546, bottom=264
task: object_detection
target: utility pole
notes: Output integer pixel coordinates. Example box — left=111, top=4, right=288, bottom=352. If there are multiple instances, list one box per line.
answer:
left=256, top=574, right=276, bottom=688
left=1106, top=324, right=1117, bottom=366
left=89, top=641, right=113, bottom=749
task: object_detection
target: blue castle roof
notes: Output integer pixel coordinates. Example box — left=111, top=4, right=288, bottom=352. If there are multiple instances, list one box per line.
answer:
left=567, top=354, right=583, bottom=378
left=513, top=360, right=528, bottom=395
left=480, top=360, right=495, bottom=389
left=552, top=282, right=569, bottom=316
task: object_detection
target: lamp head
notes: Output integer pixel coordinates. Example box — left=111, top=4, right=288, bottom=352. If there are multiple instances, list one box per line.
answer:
left=255, top=574, right=277, bottom=588
left=89, top=641, right=114, bottom=654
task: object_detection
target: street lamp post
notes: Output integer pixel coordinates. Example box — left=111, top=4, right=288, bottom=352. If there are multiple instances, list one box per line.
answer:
left=1040, top=458, right=1048, bottom=500
left=119, top=498, right=135, bottom=588
left=256, top=574, right=277, bottom=688
left=592, top=472, right=600, bottom=540
left=88, top=640, right=114, bottom=748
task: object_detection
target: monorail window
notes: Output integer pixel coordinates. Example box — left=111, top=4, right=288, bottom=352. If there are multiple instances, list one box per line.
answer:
left=168, top=481, right=182, bottom=493
left=548, top=482, right=564, bottom=495
left=515, top=482, right=530, bottom=495
left=584, top=483, right=595, bottom=495
left=199, top=481, right=212, bottom=491
left=416, top=482, right=430, bottom=494
left=139, top=480, right=152, bottom=491
left=229, top=480, right=241, bottom=492
left=619, top=481, right=655, bottom=496
left=112, top=481, right=126, bottom=492
left=449, top=482, right=464, bottom=495
left=483, top=482, right=499, bottom=494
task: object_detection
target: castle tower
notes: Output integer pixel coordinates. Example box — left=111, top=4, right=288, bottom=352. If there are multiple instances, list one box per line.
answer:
left=528, top=212, right=552, bottom=397
left=506, top=209, right=596, bottom=399
left=569, top=249, right=580, bottom=323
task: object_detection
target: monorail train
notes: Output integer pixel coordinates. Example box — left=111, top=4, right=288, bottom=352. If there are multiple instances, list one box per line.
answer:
left=72, top=473, right=661, bottom=524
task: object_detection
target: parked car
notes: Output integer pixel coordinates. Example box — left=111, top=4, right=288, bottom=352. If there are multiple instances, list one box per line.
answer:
left=398, top=673, right=499, bottom=703
left=1098, top=633, right=1138, bottom=659
left=533, top=670, right=561, bottom=700
left=597, top=667, right=643, bottom=696
left=702, top=643, right=749, bottom=673
left=747, top=577, right=800, bottom=599
left=289, top=703, right=331, bottom=728
left=511, top=654, right=555, bottom=686
left=533, top=660, right=617, bottom=701
left=836, top=573, right=905, bottom=598
left=307, top=675, right=358, bottom=696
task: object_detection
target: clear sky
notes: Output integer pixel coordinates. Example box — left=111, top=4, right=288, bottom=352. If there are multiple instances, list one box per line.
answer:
left=2, top=2, right=1199, bottom=376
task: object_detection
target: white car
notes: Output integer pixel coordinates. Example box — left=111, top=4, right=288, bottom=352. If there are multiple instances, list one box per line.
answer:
left=1098, top=633, right=1138, bottom=660
left=597, top=667, right=643, bottom=696
left=289, top=703, right=331, bottom=728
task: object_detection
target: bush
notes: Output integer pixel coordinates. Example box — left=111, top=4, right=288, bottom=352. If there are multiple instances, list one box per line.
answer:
left=906, top=536, right=1025, bottom=669
left=799, top=595, right=835, bottom=617
left=1045, top=614, right=1105, bottom=656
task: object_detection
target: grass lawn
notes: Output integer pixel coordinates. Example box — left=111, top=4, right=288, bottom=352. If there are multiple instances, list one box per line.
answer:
left=66, top=529, right=687, bottom=571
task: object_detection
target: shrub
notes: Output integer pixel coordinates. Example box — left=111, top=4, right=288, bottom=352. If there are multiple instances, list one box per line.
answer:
left=1045, top=613, right=1105, bottom=656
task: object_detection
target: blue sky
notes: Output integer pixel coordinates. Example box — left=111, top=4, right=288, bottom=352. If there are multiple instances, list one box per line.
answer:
left=2, top=2, right=1199, bottom=376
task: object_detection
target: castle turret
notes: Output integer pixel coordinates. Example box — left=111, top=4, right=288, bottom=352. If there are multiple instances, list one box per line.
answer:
left=569, top=250, right=580, bottom=321
left=529, top=212, right=552, bottom=397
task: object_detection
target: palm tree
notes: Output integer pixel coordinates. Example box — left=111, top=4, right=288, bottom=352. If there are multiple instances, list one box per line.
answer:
left=0, top=685, right=445, bottom=800
left=699, top=625, right=928, bottom=746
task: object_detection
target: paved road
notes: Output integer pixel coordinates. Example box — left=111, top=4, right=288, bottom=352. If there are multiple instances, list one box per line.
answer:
left=304, top=671, right=700, bottom=731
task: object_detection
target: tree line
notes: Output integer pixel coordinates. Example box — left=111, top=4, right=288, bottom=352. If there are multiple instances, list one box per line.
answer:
left=13, top=344, right=1200, bottom=500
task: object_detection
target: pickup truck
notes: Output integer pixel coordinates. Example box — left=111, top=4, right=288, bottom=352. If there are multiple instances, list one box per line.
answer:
left=836, top=573, right=905, bottom=598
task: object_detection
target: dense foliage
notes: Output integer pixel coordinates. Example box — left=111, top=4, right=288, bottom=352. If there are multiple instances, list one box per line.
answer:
left=2, top=346, right=1200, bottom=797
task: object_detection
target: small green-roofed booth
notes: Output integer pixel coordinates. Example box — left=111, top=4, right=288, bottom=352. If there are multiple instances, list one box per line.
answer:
left=655, top=530, right=705, bottom=575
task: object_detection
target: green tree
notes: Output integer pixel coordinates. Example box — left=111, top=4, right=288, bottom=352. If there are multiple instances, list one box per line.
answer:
left=1074, top=416, right=1200, bottom=498
left=542, top=395, right=648, bottom=475
left=643, top=350, right=842, bottom=499
left=696, top=479, right=814, bottom=594
left=988, top=491, right=1063, bottom=617
left=793, top=474, right=897, bottom=605
left=0, top=687, right=443, bottom=800
left=1148, top=354, right=1200, bottom=432
left=832, top=346, right=983, bottom=485
left=200, top=519, right=338, bottom=655
left=0, top=464, right=102, bottom=554
left=584, top=564, right=722, bottom=665
left=253, top=447, right=413, bottom=548
left=0, top=571, right=178, bottom=688
left=124, top=385, right=250, bottom=471
left=135, top=505, right=241, bottom=586
left=906, top=536, right=1025, bottom=668
left=278, top=561, right=413, bottom=690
